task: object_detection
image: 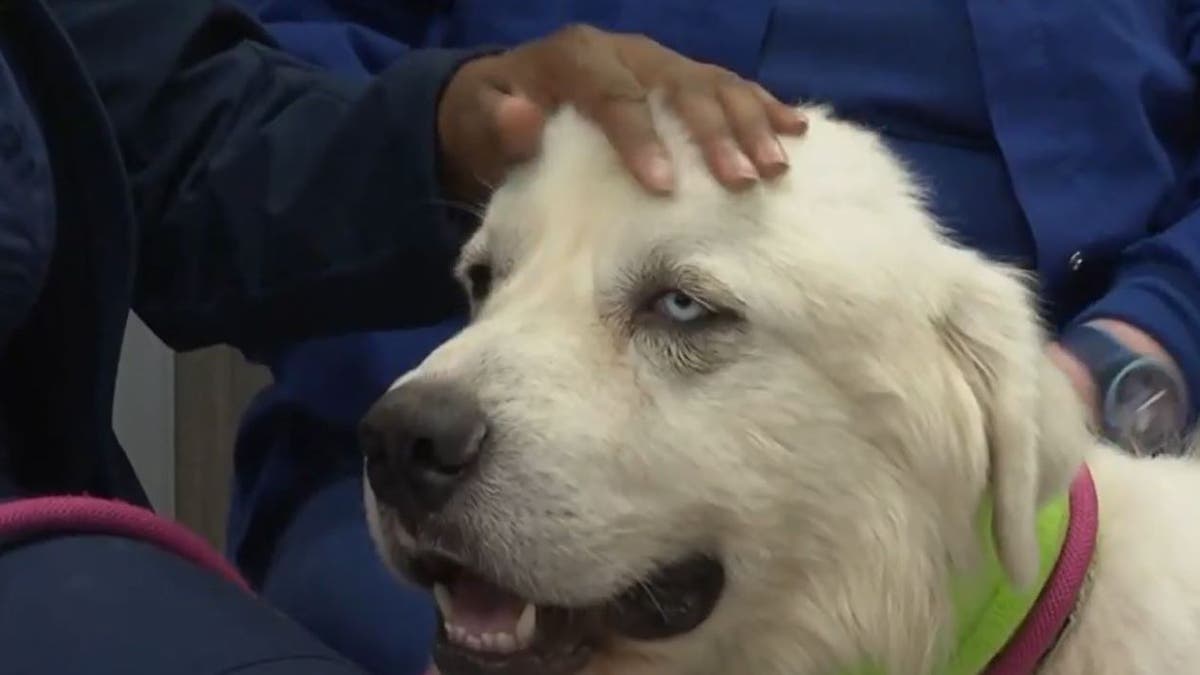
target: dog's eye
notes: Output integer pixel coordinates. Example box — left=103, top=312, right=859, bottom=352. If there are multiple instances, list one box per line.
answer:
left=652, top=290, right=713, bottom=323
left=466, top=263, right=493, bottom=302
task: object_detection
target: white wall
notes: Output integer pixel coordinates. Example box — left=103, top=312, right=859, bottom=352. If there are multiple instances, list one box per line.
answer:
left=112, top=313, right=176, bottom=515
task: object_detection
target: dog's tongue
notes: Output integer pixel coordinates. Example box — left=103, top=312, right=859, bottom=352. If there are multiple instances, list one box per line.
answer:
left=443, top=571, right=528, bottom=636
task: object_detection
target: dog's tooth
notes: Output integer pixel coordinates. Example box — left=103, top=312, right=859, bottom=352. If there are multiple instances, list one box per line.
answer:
left=445, top=623, right=465, bottom=645
left=515, top=604, right=537, bottom=647
left=432, top=584, right=454, bottom=622
left=464, top=634, right=483, bottom=651
left=480, top=633, right=496, bottom=651
left=493, top=632, right=517, bottom=653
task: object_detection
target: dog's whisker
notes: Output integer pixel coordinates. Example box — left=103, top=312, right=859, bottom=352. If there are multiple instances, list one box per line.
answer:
left=635, top=579, right=671, bottom=622
left=426, top=197, right=487, bottom=220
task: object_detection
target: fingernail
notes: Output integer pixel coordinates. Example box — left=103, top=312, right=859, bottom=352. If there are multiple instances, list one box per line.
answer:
left=728, top=146, right=758, bottom=182
left=757, top=137, right=788, bottom=169
left=642, top=150, right=676, bottom=193
left=789, top=110, right=809, bottom=133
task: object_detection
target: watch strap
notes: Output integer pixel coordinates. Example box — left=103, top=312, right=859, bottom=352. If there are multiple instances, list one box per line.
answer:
left=1057, top=324, right=1140, bottom=393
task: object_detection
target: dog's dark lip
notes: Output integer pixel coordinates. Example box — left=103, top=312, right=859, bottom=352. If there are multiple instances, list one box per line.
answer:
left=409, top=551, right=464, bottom=588
left=605, top=555, right=726, bottom=641
left=406, top=551, right=725, bottom=675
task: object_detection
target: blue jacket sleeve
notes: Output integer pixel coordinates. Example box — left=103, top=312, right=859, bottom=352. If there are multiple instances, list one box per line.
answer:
left=47, top=0, right=480, bottom=354
left=1067, top=14, right=1200, bottom=419
left=237, top=0, right=435, bottom=77
left=1070, top=214, right=1200, bottom=419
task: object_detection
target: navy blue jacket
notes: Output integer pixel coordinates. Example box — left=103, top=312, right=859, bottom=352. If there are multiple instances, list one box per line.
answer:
left=227, top=0, right=1200, bottom=581
left=244, top=0, right=1200, bottom=387
left=0, top=0, right=478, bottom=502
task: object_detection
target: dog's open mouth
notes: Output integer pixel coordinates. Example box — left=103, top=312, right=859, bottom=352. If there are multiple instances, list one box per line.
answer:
left=409, top=552, right=725, bottom=675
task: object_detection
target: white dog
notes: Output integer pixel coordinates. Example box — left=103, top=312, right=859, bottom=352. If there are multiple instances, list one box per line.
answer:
left=360, top=100, right=1200, bottom=675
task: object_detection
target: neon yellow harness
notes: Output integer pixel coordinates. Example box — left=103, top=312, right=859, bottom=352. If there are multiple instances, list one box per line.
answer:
left=844, top=490, right=1072, bottom=675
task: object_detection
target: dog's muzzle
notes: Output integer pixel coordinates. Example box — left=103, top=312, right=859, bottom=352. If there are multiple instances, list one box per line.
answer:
left=408, top=550, right=726, bottom=675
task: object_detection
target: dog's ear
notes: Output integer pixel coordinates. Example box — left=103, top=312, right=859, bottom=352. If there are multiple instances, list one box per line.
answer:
left=935, top=263, right=1047, bottom=589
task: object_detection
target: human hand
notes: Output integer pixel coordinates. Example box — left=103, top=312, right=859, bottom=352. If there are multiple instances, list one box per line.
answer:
left=1047, top=318, right=1180, bottom=427
left=436, top=25, right=808, bottom=202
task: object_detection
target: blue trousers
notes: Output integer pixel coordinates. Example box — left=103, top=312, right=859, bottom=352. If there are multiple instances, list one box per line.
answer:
left=228, top=324, right=463, bottom=675
left=0, top=533, right=369, bottom=674
left=257, top=476, right=438, bottom=675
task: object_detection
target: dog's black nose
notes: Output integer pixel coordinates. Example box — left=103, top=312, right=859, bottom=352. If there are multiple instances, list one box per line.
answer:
left=360, top=380, right=486, bottom=524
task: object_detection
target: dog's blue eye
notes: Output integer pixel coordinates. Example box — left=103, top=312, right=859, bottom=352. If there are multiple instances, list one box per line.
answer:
left=653, top=290, right=711, bottom=323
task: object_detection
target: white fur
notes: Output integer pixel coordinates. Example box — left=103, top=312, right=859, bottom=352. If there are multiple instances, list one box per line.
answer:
left=366, top=100, right=1200, bottom=674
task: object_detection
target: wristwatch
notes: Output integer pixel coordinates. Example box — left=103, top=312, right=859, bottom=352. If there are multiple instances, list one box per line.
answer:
left=1058, top=324, right=1189, bottom=457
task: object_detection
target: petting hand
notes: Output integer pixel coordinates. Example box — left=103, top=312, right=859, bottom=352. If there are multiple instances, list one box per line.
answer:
left=436, top=24, right=808, bottom=202
left=1047, top=318, right=1180, bottom=427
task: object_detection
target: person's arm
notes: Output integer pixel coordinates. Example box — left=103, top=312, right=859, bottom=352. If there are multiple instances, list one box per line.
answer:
left=49, top=0, right=805, bottom=356
left=48, top=0, right=479, bottom=354
left=1053, top=224, right=1200, bottom=421
left=1049, top=15, right=1200, bottom=427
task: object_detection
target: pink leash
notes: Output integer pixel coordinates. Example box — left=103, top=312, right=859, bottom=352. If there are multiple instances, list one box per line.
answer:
left=0, top=495, right=251, bottom=592
left=984, top=465, right=1099, bottom=674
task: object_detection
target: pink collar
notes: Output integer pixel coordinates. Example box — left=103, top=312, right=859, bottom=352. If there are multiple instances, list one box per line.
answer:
left=984, top=465, right=1098, bottom=674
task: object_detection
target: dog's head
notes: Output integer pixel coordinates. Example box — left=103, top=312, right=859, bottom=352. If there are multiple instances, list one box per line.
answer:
left=361, top=103, right=1088, bottom=675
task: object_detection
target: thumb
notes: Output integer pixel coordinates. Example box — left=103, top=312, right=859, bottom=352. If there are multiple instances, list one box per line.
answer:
left=440, top=83, right=546, bottom=200
left=491, top=92, right=547, bottom=164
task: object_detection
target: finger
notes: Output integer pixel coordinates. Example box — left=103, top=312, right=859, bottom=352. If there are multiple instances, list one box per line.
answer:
left=718, top=83, right=788, bottom=180
left=750, top=83, right=808, bottom=134
left=446, top=81, right=542, bottom=199
left=530, top=26, right=674, bottom=193
left=671, top=87, right=758, bottom=190
left=589, top=95, right=676, bottom=194
left=565, top=58, right=675, bottom=192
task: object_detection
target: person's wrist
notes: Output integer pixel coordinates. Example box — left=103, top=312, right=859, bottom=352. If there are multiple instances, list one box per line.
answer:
left=1049, top=319, right=1184, bottom=428
left=436, top=55, right=489, bottom=200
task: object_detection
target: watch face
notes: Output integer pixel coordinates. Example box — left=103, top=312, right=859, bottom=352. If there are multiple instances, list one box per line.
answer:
left=1106, top=359, right=1188, bottom=457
